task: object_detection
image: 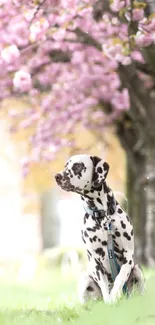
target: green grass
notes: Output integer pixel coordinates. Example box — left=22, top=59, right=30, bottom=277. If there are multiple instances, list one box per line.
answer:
left=0, top=266, right=154, bottom=325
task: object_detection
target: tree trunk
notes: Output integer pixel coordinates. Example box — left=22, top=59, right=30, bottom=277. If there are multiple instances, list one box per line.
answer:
left=126, top=148, right=155, bottom=267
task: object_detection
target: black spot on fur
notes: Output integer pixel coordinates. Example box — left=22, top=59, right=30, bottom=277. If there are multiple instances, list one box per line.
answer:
left=103, top=161, right=109, bottom=178
left=84, top=213, right=89, bottom=224
left=114, top=246, right=122, bottom=254
left=87, top=227, right=96, bottom=232
left=96, top=270, right=100, bottom=281
left=95, top=258, right=105, bottom=275
left=95, top=248, right=105, bottom=258
left=94, top=261, right=102, bottom=280
left=88, top=200, right=96, bottom=208
left=97, top=167, right=102, bottom=173
left=107, top=272, right=113, bottom=283
left=123, top=232, right=131, bottom=241
left=107, top=194, right=116, bottom=215
left=84, top=189, right=89, bottom=195
left=126, top=215, right=132, bottom=224
left=82, top=237, right=86, bottom=244
left=81, top=231, right=86, bottom=244
left=115, top=231, right=121, bottom=237
left=84, top=231, right=89, bottom=237
left=92, top=172, right=98, bottom=185
left=118, top=208, right=123, bottom=214
left=123, top=257, right=128, bottom=264
left=129, top=260, right=132, bottom=265
left=121, top=221, right=126, bottom=229
left=131, top=229, right=133, bottom=236
left=87, top=250, right=92, bottom=258
left=89, top=238, right=93, bottom=243
left=103, top=183, right=111, bottom=193
left=108, top=206, right=115, bottom=215
left=90, top=156, right=101, bottom=167
left=102, top=241, right=107, bottom=246
left=113, top=240, right=119, bottom=247
left=97, top=197, right=102, bottom=205
left=72, top=162, right=86, bottom=177
left=103, top=162, right=108, bottom=169
left=87, top=286, right=94, bottom=292
left=97, top=184, right=103, bottom=192
left=93, top=236, right=97, bottom=242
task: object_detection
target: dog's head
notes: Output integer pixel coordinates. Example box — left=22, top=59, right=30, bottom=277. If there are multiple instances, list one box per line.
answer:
left=55, top=154, right=109, bottom=195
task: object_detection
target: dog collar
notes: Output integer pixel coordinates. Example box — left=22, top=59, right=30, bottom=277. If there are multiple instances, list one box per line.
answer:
left=83, top=203, right=106, bottom=218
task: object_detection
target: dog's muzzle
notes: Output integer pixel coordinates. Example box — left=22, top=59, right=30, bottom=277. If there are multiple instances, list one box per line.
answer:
left=55, top=173, right=63, bottom=185
left=55, top=173, right=73, bottom=191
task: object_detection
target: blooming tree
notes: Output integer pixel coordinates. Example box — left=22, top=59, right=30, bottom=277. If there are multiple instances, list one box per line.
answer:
left=1, top=0, right=155, bottom=264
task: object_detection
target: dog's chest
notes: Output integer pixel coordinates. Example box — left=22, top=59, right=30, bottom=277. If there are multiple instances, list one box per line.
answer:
left=81, top=214, right=124, bottom=271
left=81, top=215, right=110, bottom=264
left=82, top=215, right=108, bottom=246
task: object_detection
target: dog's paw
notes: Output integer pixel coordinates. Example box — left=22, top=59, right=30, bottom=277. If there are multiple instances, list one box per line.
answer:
left=110, top=288, right=121, bottom=304
left=102, top=294, right=113, bottom=304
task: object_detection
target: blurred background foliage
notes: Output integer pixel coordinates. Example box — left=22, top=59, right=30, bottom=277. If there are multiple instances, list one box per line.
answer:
left=1, top=98, right=125, bottom=193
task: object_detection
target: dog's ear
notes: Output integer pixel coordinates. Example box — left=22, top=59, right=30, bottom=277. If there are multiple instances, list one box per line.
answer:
left=91, top=156, right=109, bottom=188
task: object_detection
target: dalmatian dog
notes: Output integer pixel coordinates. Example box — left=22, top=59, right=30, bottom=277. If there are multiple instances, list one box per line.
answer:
left=55, top=154, right=145, bottom=304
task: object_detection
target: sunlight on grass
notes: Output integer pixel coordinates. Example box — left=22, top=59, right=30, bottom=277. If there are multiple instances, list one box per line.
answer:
left=0, top=267, right=154, bottom=325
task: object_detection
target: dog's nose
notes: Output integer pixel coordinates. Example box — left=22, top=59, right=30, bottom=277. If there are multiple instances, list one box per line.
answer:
left=55, top=173, right=62, bottom=183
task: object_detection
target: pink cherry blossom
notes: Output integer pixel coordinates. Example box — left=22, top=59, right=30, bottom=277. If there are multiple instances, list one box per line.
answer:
left=133, top=9, right=144, bottom=22
left=110, top=0, right=125, bottom=12
left=135, top=32, right=153, bottom=47
left=1, top=45, right=20, bottom=64
left=13, top=70, right=32, bottom=92
left=30, top=18, right=49, bottom=42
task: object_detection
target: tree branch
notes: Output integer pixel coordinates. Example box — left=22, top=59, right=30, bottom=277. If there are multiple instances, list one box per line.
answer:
left=30, top=0, right=47, bottom=25
left=142, top=45, right=155, bottom=77
left=69, top=28, right=102, bottom=51
left=93, top=0, right=111, bottom=21
left=145, top=0, right=155, bottom=14
left=135, top=61, right=154, bottom=76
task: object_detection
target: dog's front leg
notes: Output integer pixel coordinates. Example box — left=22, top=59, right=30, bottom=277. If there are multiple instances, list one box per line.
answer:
left=97, top=272, right=112, bottom=304
left=88, top=259, right=111, bottom=304
left=110, top=250, right=134, bottom=303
